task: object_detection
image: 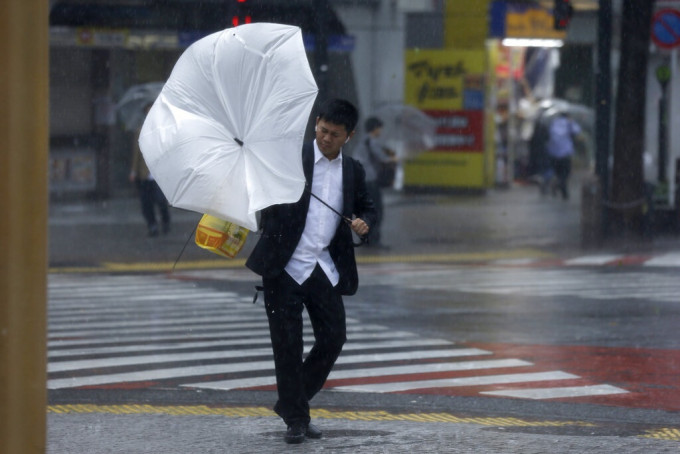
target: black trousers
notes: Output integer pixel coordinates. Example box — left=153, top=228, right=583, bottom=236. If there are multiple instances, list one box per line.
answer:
left=550, top=156, right=572, bottom=200
left=136, top=180, right=170, bottom=229
left=263, top=265, right=346, bottom=425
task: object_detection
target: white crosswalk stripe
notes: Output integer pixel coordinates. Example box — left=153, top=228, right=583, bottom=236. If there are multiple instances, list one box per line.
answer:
left=564, top=255, right=624, bottom=266
left=331, top=371, right=579, bottom=393
left=47, top=274, right=628, bottom=400
left=49, top=339, right=459, bottom=373
left=484, top=251, right=680, bottom=268
left=359, top=266, right=680, bottom=303
left=188, top=359, right=533, bottom=391
left=480, top=384, right=629, bottom=399
left=644, top=252, right=680, bottom=267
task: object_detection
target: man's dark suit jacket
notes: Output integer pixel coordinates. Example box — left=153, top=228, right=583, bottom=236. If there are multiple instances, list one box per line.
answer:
left=246, top=142, right=377, bottom=296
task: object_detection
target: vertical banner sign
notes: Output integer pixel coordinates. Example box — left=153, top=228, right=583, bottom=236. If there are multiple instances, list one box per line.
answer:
left=404, top=49, right=487, bottom=188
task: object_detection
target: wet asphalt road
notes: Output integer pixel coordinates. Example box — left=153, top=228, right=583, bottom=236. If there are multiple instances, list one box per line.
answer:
left=46, top=177, right=680, bottom=451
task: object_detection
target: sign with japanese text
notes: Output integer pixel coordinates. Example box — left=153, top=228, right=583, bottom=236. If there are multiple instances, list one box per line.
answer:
left=425, top=110, right=484, bottom=152
left=405, top=49, right=486, bottom=110
left=404, top=49, right=490, bottom=189
left=489, top=1, right=566, bottom=39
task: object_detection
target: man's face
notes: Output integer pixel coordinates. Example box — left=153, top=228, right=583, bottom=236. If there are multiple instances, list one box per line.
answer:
left=315, top=118, right=354, bottom=160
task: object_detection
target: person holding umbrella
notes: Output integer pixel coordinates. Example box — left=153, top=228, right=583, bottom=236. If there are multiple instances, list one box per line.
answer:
left=353, top=116, right=398, bottom=248
left=546, top=111, right=582, bottom=200
left=246, top=98, right=377, bottom=444
left=137, top=27, right=364, bottom=444
left=129, top=103, right=171, bottom=237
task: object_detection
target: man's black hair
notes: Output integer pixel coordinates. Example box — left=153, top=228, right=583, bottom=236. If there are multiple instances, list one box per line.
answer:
left=317, top=98, right=358, bottom=133
left=364, top=116, right=383, bottom=133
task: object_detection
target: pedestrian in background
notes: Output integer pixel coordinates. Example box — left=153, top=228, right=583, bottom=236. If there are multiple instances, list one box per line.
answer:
left=528, top=108, right=553, bottom=194
left=546, top=112, right=582, bottom=200
left=129, top=103, right=171, bottom=237
left=353, top=116, right=397, bottom=248
left=246, top=99, right=377, bottom=444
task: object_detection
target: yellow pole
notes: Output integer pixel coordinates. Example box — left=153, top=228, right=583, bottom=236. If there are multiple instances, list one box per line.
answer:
left=0, top=1, right=49, bottom=453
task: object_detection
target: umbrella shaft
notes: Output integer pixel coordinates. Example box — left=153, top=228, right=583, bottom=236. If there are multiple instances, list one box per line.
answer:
left=307, top=189, right=351, bottom=224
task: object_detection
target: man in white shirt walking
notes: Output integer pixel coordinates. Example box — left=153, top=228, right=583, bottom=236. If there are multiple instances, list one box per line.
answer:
left=246, top=99, right=377, bottom=444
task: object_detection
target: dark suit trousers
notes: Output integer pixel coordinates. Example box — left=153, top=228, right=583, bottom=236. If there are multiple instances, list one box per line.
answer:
left=136, top=180, right=170, bottom=228
left=263, top=265, right=347, bottom=425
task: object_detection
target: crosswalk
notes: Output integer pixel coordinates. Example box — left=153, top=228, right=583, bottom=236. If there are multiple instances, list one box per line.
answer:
left=355, top=265, right=680, bottom=304
left=492, top=252, right=680, bottom=268
left=48, top=274, right=627, bottom=400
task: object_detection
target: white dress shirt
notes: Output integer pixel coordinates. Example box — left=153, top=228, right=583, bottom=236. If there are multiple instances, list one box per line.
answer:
left=285, top=140, right=344, bottom=286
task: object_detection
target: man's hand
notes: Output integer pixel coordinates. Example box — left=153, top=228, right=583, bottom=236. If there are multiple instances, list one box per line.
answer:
left=350, top=218, right=369, bottom=236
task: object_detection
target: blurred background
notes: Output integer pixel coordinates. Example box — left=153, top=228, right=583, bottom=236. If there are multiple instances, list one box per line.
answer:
left=46, top=0, right=675, bottom=240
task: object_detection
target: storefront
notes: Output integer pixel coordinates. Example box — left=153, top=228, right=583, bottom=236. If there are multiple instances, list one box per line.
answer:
left=488, top=1, right=568, bottom=185
left=48, top=1, right=355, bottom=200
left=49, top=26, right=183, bottom=200
left=401, top=1, right=593, bottom=191
left=403, top=48, right=490, bottom=189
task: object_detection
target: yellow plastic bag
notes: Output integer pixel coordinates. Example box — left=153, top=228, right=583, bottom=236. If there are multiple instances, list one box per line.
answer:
left=195, top=214, right=249, bottom=258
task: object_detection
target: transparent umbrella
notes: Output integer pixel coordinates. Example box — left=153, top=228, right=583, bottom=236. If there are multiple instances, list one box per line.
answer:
left=373, top=104, right=438, bottom=159
left=116, top=82, right=164, bottom=131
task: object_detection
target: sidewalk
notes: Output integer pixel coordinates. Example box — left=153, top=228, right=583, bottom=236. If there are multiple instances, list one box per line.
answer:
left=47, top=405, right=679, bottom=453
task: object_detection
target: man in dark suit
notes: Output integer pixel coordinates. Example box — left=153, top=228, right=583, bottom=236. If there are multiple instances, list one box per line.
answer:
left=246, top=99, right=376, bottom=444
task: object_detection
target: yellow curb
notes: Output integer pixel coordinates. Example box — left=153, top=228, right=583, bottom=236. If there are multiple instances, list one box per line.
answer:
left=641, top=427, right=680, bottom=441
left=47, top=404, right=591, bottom=428
left=48, top=249, right=554, bottom=274
left=46, top=404, right=680, bottom=440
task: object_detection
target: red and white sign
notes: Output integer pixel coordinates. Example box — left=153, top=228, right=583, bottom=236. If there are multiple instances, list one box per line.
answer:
left=652, top=9, right=680, bottom=49
left=424, top=110, right=484, bottom=152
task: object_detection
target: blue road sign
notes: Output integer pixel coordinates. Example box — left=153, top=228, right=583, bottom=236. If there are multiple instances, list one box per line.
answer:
left=652, top=9, right=680, bottom=49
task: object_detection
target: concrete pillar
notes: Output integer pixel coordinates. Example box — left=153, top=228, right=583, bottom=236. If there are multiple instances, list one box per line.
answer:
left=0, top=1, right=49, bottom=453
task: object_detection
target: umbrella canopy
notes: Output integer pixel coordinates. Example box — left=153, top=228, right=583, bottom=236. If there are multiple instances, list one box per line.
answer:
left=373, top=104, right=437, bottom=159
left=139, top=23, right=318, bottom=230
left=116, top=82, right=164, bottom=131
left=539, top=99, right=594, bottom=135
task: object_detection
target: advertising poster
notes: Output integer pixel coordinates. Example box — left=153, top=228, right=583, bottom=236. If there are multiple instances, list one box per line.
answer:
left=404, top=49, right=488, bottom=188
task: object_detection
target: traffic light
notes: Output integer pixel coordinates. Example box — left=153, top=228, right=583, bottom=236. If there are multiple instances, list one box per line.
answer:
left=553, top=0, right=573, bottom=30
left=232, top=0, right=252, bottom=27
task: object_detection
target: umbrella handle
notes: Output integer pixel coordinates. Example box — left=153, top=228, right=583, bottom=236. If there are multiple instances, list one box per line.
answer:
left=307, top=189, right=366, bottom=247
left=352, top=233, right=367, bottom=248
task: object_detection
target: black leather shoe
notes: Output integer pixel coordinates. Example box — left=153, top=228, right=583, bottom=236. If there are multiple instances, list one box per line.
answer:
left=306, top=422, right=322, bottom=439
left=284, top=423, right=306, bottom=444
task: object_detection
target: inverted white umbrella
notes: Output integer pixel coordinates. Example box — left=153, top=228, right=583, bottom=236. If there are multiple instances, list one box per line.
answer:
left=139, top=23, right=318, bottom=231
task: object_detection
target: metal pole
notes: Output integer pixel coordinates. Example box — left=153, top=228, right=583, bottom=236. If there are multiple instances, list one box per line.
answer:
left=595, top=0, right=612, bottom=232
left=0, top=1, right=49, bottom=453
left=669, top=48, right=678, bottom=208
left=313, top=0, right=330, bottom=104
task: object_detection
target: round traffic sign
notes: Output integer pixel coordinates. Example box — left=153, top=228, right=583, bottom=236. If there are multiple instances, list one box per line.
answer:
left=656, top=64, right=671, bottom=87
left=652, top=9, right=680, bottom=49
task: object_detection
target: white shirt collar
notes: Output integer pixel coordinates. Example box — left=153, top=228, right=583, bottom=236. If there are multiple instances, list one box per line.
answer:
left=313, top=139, right=343, bottom=164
